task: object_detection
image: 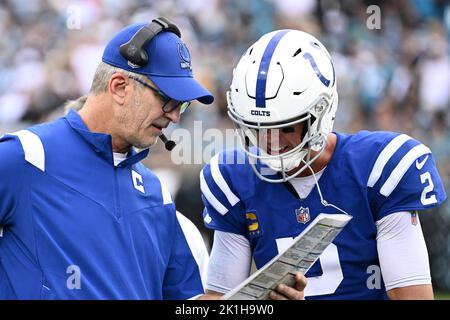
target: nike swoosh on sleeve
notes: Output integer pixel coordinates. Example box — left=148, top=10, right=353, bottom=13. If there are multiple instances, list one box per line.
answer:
left=416, top=155, right=429, bottom=170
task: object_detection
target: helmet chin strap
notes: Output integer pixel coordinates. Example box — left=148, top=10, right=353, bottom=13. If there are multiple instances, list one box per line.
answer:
left=266, top=149, right=307, bottom=172
left=246, top=132, right=326, bottom=183
left=301, top=158, right=351, bottom=216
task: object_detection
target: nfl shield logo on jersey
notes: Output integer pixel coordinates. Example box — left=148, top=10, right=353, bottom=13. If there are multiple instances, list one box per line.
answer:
left=296, top=207, right=310, bottom=224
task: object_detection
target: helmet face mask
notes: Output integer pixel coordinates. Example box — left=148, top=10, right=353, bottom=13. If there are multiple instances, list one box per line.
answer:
left=227, top=29, right=338, bottom=183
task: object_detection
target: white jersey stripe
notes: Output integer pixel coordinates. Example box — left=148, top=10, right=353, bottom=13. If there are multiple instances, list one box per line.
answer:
left=160, top=180, right=173, bottom=205
left=176, top=211, right=209, bottom=292
left=368, top=134, right=411, bottom=187
left=12, top=130, right=45, bottom=172
left=380, top=144, right=431, bottom=197
left=210, top=154, right=240, bottom=207
left=200, top=169, right=228, bottom=215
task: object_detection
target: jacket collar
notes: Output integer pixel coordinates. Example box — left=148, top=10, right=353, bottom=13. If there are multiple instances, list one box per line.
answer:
left=65, top=109, right=150, bottom=166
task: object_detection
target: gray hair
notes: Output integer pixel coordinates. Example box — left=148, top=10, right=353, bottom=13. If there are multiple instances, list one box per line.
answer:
left=64, top=95, right=88, bottom=114
left=89, top=61, right=148, bottom=95
left=63, top=63, right=149, bottom=114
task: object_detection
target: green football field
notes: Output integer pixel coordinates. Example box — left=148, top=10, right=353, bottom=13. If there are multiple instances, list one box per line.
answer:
left=436, top=292, right=450, bottom=300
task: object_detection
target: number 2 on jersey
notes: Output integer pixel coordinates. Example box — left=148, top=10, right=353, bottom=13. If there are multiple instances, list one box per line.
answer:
left=420, top=171, right=437, bottom=205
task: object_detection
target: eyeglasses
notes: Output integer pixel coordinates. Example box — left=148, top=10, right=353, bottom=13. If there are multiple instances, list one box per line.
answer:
left=128, top=76, right=191, bottom=114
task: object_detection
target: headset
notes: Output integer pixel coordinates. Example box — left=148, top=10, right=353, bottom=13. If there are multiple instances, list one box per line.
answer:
left=120, top=17, right=179, bottom=151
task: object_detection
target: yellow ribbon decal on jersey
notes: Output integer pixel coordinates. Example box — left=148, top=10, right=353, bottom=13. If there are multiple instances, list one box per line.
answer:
left=247, top=213, right=259, bottom=231
left=246, top=212, right=261, bottom=236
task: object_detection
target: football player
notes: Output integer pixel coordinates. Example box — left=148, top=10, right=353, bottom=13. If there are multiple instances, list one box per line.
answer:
left=199, top=30, right=446, bottom=299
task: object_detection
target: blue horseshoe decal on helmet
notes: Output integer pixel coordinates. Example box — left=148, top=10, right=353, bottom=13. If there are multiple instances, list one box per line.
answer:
left=303, top=52, right=335, bottom=87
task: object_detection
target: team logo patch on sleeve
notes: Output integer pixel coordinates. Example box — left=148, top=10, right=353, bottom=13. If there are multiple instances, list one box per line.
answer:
left=246, top=212, right=262, bottom=237
left=296, top=207, right=310, bottom=224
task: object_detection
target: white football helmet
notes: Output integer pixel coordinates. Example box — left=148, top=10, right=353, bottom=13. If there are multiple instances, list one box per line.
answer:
left=227, top=29, right=338, bottom=183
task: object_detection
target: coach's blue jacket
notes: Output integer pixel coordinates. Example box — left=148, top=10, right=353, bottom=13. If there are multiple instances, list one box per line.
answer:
left=0, top=110, right=205, bottom=299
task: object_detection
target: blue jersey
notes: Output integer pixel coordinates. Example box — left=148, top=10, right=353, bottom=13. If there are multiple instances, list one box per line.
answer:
left=201, top=131, right=446, bottom=299
left=0, top=110, right=205, bottom=299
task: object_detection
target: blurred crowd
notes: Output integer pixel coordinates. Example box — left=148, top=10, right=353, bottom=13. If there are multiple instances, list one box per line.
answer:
left=1, top=0, right=450, bottom=292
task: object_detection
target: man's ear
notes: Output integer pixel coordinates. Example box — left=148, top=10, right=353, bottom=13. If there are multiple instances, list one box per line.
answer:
left=109, top=73, right=129, bottom=105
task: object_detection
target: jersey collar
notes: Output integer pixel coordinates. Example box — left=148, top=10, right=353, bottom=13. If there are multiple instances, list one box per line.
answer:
left=65, top=109, right=149, bottom=166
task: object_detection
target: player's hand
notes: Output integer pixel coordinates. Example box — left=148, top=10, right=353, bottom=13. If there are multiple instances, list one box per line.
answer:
left=269, top=273, right=307, bottom=300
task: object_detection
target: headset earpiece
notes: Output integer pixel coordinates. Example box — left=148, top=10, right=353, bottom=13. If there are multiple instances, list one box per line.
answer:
left=119, top=17, right=181, bottom=67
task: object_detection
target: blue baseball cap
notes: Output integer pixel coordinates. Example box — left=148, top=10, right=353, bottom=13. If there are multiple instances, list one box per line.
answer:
left=102, top=23, right=214, bottom=104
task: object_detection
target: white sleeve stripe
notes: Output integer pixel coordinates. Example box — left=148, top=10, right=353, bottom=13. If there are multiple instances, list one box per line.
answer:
left=160, top=180, right=173, bottom=205
left=176, top=211, right=209, bottom=290
left=368, top=134, right=411, bottom=187
left=12, top=130, right=45, bottom=172
left=210, top=154, right=240, bottom=206
left=200, top=169, right=228, bottom=215
left=380, top=144, right=431, bottom=196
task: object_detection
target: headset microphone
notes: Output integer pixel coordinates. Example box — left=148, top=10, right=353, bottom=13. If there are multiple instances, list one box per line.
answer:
left=159, top=133, right=176, bottom=151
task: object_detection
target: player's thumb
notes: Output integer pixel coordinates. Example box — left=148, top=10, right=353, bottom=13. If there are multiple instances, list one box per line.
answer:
left=295, top=273, right=308, bottom=292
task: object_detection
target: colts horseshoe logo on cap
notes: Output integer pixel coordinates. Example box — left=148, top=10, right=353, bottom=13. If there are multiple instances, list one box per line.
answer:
left=177, top=43, right=192, bottom=70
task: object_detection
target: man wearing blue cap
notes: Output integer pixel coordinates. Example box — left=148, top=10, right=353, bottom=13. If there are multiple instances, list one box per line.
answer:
left=0, top=19, right=212, bottom=299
